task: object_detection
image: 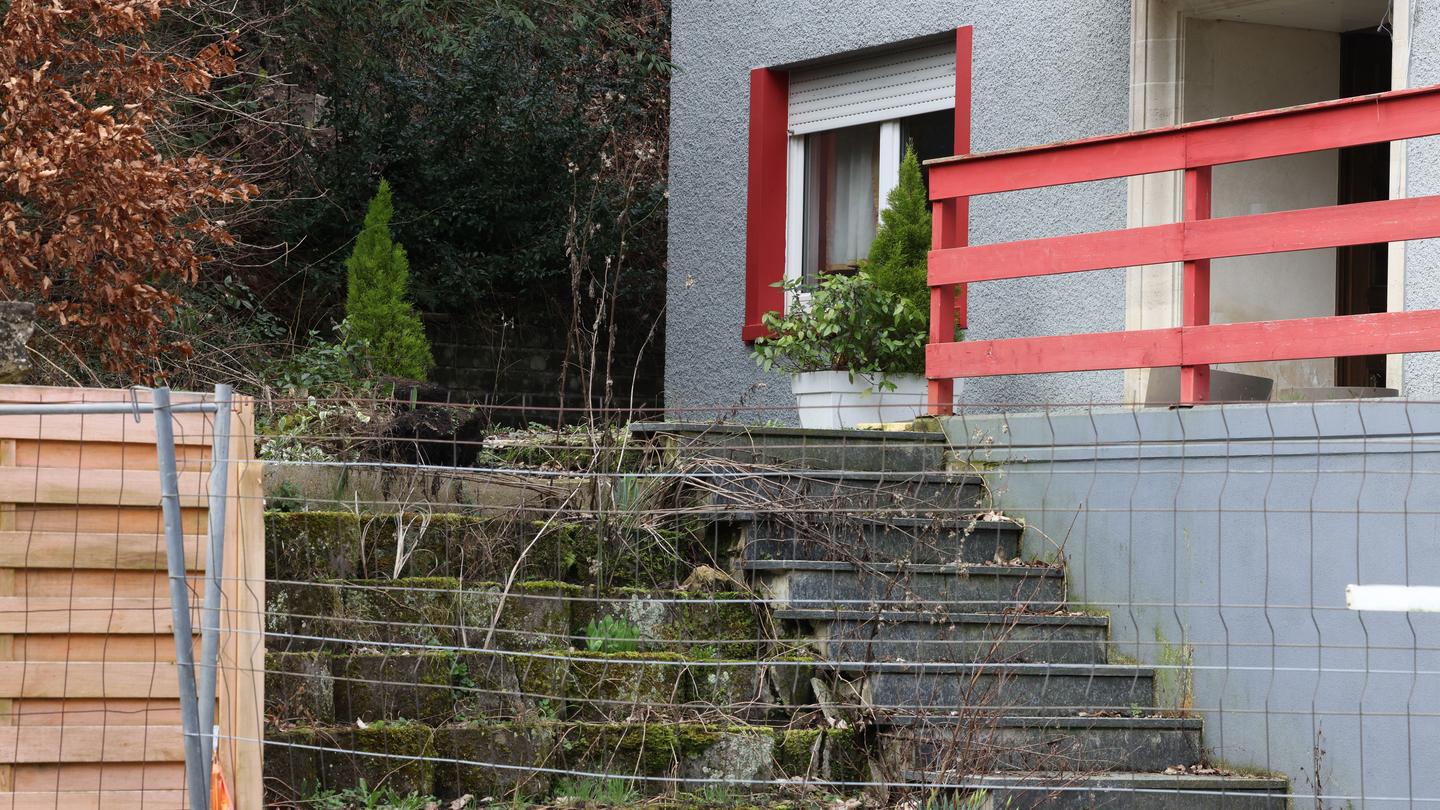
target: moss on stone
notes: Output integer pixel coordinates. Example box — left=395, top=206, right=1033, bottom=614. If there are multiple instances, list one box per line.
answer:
left=268, top=723, right=436, bottom=797
left=337, top=577, right=478, bottom=648
left=266, top=651, right=334, bottom=726
left=434, top=723, right=556, bottom=799
left=775, top=727, right=864, bottom=783
left=567, top=651, right=691, bottom=722
left=333, top=652, right=459, bottom=725
left=266, top=511, right=361, bottom=582
left=265, top=580, right=345, bottom=652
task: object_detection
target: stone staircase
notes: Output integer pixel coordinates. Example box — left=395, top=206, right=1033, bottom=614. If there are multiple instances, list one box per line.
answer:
left=644, top=422, right=1290, bottom=809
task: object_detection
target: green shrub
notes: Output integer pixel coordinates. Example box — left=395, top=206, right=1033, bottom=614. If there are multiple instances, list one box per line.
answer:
left=867, top=143, right=932, bottom=312
left=344, top=179, right=435, bottom=380
left=751, top=272, right=927, bottom=379
left=583, top=615, right=643, bottom=653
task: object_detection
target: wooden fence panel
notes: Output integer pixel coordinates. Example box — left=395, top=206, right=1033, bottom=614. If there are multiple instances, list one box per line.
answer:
left=0, top=386, right=263, bottom=809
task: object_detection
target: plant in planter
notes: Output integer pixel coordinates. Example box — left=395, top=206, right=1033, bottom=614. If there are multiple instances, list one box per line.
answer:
left=751, top=144, right=960, bottom=428
left=752, top=271, right=931, bottom=428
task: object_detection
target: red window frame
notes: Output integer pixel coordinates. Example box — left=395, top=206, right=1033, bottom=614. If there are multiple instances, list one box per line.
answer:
left=742, top=27, right=974, bottom=342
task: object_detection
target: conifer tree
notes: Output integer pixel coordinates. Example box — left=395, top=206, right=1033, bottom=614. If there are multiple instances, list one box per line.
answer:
left=867, top=144, right=933, bottom=310
left=344, top=180, right=435, bottom=380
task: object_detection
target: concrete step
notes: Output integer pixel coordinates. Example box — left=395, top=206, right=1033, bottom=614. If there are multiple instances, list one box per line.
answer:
left=902, top=772, right=1289, bottom=809
left=840, top=661, right=1154, bottom=715
left=743, top=516, right=1022, bottom=566
left=776, top=608, right=1107, bottom=664
left=628, top=421, right=949, bottom=472
left=883, top=715, right=1202, bottom=773
left=698, top=468, right=986, bottom=516
left=746, top=560, right=1065, bottom=611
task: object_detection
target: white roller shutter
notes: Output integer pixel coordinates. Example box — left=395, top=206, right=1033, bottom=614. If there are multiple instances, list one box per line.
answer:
left=788, top=39, right=956, bottom=134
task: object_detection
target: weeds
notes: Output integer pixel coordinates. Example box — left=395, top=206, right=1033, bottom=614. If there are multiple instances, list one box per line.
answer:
left=305, top=779, right=437, bottom=809
left=553, top=777, right=640, bottom=806
left=582, top=615, right=643, bottom=653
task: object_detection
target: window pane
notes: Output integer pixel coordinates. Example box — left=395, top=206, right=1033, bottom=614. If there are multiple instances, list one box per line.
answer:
left=802, top=123, right=880, bottom=282
left=899, top=109, right=956, bottom=189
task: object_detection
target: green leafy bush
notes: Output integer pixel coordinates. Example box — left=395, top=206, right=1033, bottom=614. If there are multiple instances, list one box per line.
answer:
left=751, top=272, right=927, bottom=379
left=867, top=143, right=933, bottom=312
left=583, top=615, right=642, bottom=653
left=344, top=180, right=435, bottom=380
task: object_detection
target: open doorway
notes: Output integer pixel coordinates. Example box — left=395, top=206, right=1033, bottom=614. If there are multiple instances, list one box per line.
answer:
left=1127, top=0, right=1399, bottom=399
left=1335, top=29, right=1392, bottom=388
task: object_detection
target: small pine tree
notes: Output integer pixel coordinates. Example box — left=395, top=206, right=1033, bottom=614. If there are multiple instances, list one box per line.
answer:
left=344, top=180, right=435, bottom=380
left=866, top=143, right=933, bottom=310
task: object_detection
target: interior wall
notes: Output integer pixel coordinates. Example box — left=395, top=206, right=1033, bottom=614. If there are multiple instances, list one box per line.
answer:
left=1183, top=18, right=1342, bottom=392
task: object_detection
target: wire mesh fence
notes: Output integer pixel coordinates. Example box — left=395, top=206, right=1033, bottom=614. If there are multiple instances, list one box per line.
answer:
left=217, top=394, right=1436, bottom=809
left=21, top=390, right=1431, bottom=808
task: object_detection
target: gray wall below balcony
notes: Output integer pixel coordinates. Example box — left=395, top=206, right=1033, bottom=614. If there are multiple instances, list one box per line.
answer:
left=1405, top=0, right=1440, bottom=399
left=666, top=1, right=1132, bottom=420
left=942, top=400, right=1440, bottom=808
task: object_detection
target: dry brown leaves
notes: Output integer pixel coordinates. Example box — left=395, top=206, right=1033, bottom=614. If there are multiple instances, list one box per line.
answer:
left=0, top=0, right=257, bottom=379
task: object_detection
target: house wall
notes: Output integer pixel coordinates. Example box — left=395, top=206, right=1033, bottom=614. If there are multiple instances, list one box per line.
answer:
left=1404, top=0, right=1440, bottom=398
left=667, top=0, right=1133, bottom=418
left=943, top=402, right=1440, bottom=808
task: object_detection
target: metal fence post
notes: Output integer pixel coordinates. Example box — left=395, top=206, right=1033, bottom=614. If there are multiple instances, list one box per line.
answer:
left=197, top=384, right=233, bottom=779
left=153, top=387, right=211, bottom=810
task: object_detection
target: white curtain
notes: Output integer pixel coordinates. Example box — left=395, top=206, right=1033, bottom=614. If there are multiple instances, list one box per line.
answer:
left=803, top=124, right=878, bottom=281
left=827, top=124, right=878, bottom=269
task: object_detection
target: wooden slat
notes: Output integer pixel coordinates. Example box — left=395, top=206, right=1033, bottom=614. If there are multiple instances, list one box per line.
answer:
left=928, top=327, right=1180, bottom=378
left=927, top=84, right=1440, bottom=198
left=0, top=532, right=204, bottom=571
left=928, top=310, right=1440, bottom=378
left=0, top=791, right=186, bottom=810
left=0, top=468, right=207, bottom=508
left=219, top=397, right=265, bottom=809
left=0, top=599, right=181, bottom=635
left=0, top=726, right=183, bottom=763
left=930, top=222, right=1180, bottom=284
left=929, top=195, right=1440, bottom=285
left=0, top=662, right=181, bottom=699
left=13, top=700, right=183, bottom=727
left=0, top=414, right=214, bottom=445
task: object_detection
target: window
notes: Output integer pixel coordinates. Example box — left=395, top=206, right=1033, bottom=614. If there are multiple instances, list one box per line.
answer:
left=788, top=109, right=956, bottom=286
left=801, top=123, right=880, bottom=281
left=744, top=31, right=969, bottom=338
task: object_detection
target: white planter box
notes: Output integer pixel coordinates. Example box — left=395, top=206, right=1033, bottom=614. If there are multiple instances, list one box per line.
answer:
left=790, top=371, right=963, bottom=430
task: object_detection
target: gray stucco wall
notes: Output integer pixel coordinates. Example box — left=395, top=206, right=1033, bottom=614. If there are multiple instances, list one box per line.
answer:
left=943, top=401, right=1440, bottom=807
left=666, top=1, right=1132, bottom=419
left=1406, top=0, right=1440, bottom=398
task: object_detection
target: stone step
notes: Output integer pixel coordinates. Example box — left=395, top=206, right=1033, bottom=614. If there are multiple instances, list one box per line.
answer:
left=775, top=608, right=1107, bottom=664
left=629, top=421, right=949, bottom=472
left=743, top=516, right=1022, bottom=566
left=746, top=560, right=1065, bottom=612
left=883, top=715, right=1202, bottom=773
left=841, top=661, right=1155, bottom=715
left=902, top=772, right=1289, bottom=809
left=699, top=468, right=986, bottom=516
left=267, top=721, right=869, bottom=804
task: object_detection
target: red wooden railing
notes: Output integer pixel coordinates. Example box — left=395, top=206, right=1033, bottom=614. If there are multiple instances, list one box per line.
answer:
left=925, top=85, right=1440, bottom=413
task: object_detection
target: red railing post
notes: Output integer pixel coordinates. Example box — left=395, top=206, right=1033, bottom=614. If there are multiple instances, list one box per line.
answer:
left=1180, top=166, right=1212, bottom=403
left=929, top=197, right=957, bottom=415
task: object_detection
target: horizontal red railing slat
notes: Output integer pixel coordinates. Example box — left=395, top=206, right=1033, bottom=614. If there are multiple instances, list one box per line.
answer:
left=929, top=310, right=1440, bottom=379
left=925, top=83, right=1440, bottom=410
left=930, top=195, right=1440, bottom=285
left=926, top=85, right=1440, bottom=199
